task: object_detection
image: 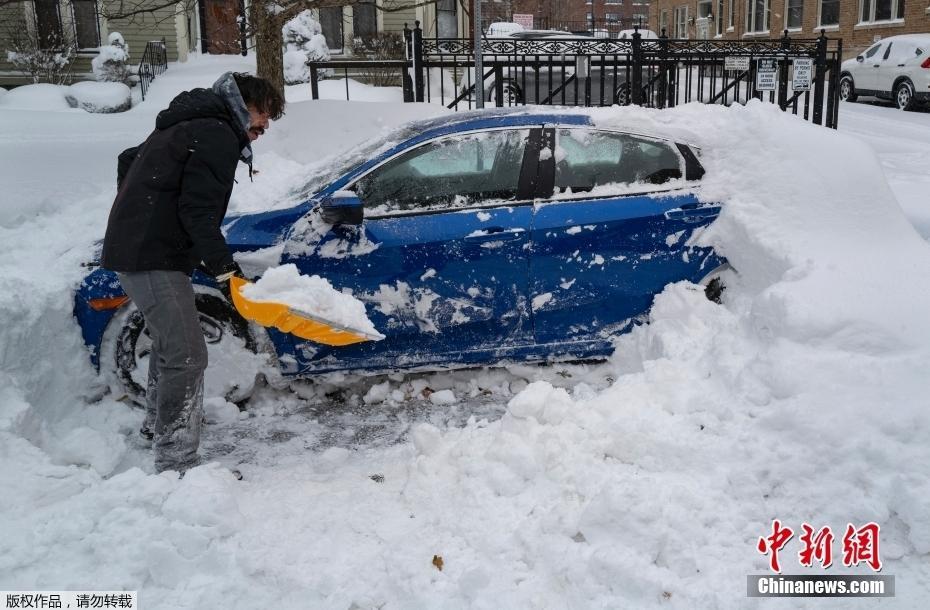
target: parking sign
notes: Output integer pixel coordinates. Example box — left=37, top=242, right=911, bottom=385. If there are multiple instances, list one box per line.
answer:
left=793, top=58, right=814, bottom=91
left=756, top=58, right=777, bottom=91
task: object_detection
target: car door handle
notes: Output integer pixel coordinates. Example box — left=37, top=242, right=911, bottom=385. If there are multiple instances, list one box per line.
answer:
left=664, top=207, right=719, bottom=223
left=465, top=227, right=524, bottom=241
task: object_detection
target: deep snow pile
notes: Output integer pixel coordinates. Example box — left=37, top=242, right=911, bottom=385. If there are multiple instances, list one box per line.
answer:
left=240, top=264, right=384, bottom=337
left=2, top=57, right=929, bottom=607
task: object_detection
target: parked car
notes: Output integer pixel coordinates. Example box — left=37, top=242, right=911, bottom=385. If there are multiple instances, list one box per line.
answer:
left=839, top=34, right=930, bottom=111
left=463, top=29, right=650, bottom=106
left=486, top=21, right=525, bottom=37
left=617, top=29, right=660, bottom=40
left=74, top=108, right=725, bottom=399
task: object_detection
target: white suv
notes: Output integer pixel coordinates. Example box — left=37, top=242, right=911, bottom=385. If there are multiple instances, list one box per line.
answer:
left=840, top=34, right=930, bottom=110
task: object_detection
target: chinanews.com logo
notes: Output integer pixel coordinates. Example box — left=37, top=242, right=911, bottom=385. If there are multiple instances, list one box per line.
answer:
left=748, top=520, right=894, bottom=598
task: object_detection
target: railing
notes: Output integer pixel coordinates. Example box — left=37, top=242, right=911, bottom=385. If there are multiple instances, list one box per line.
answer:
left=138, top=38, right=168, bottom=101
left=306, top=23, right=843, bottom=129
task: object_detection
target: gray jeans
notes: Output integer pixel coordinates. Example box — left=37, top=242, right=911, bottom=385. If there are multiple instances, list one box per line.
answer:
left=117, top=270, right=207, bottom=473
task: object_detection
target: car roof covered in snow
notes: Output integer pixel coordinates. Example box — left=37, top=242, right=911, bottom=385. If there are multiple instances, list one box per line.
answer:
left=407, top=107, right=593, bottom=139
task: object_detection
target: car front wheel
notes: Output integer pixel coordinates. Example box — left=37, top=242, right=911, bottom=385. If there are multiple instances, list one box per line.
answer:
left=102, top=292, right=264, bottom=407
left=895, top=81, right=914, bottom=111
left=839, top=75, right=857, bottom=103
left=489, top=82, right=523, bottom=106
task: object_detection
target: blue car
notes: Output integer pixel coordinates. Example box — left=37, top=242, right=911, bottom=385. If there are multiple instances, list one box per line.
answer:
left=74, top=108, right=725, bottom=398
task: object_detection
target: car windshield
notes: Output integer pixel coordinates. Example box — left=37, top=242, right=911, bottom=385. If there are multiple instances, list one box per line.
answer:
left=290, top=124, right=422, bottom=203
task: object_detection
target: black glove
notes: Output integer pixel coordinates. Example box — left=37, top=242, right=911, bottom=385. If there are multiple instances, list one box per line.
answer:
left=214, top=262, right=245, bottom=303
left=214, top=261, right=244, bottom=283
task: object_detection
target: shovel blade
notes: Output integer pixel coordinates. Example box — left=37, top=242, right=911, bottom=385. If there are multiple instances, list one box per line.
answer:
left=229, top=276, right=376, bottom=346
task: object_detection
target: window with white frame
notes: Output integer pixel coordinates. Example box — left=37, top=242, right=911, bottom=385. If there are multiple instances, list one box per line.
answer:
left=660, top=9, right=669, bottom=34
left=745, top=0, right=770, bottom=32
left=633, top=12, right=648, bottom=24
left=675, top=5, right=689, bottom=38
left=717, top=0, right=725, bottom=34
left=859, top=0, right=905, bottom=22
left=605, top=0, right=623, bottom=4
left=605, top=12, right=620, bottom=21
left=819, top=0, right=840, bottom=25
left=698, top=0, right=713, bottom=17
left=786, top=0, right=804, bottom=28
left=728, top=0, right=735, bottom=28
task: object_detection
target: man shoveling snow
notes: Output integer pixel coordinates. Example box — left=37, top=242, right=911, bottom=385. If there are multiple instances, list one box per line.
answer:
left=100, top=72, right=285, bottom=475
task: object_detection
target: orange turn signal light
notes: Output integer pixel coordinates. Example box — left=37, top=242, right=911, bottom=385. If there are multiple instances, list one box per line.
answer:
left=88, top=295, right=130, bottom=311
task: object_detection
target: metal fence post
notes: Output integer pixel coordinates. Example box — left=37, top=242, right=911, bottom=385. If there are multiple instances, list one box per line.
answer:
left=310, top=65, right=319, bottom=100
left=812, top=30, right=827, bottom=126
left=827, top=37, right=841, bottom=128
left=494, top=65, right=504, bottom=107
left=402, top=23, right=414, bottom=102
left=413, top=21, right=425, bottom=102
left=631, top=27, right=643, bottom=106
left=778, top=29, right=790, bottom=110
left=657, top=29, right=668, bottom=109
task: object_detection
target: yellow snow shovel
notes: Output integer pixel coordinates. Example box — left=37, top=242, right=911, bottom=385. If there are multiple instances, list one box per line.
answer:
left=229, top=276, right=381, bottom=346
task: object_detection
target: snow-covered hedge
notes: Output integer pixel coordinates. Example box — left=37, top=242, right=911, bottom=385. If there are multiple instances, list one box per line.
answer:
left=0, top=82, right=131, bottom=112
left=92, top=32, right=132, bottom=85
left=282, top=11, right=331, bottom=84
left=66, top=81, right=132, bottom=113
left=0, top=83, right=71, bottom=110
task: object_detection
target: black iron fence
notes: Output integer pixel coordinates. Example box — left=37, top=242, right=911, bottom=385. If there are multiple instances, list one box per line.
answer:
left=138, top=38, right=168, bottom=101
left=307, top=24, right=843, bottom=128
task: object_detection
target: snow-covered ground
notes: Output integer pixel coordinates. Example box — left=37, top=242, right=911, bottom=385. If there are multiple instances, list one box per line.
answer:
left=1, top=54, right=929, bottom=608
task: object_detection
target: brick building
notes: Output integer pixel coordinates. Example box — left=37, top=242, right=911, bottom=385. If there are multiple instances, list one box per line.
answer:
left=488, top=0, right=653, bottom=33
left=648, top=0, right=929, bottom=56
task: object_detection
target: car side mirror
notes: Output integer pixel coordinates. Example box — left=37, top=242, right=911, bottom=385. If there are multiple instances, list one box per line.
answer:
left=320, top=190, right=363, bottom=225
left=856, top=55, right=864, bottom=63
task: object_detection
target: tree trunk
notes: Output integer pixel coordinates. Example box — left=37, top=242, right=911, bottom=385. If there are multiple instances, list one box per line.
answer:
left=251, top=3, right=285, bottom=97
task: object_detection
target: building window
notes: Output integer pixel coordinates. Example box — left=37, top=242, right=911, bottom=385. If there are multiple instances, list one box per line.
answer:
left=745, top=0, right=770, bottom=32
left=728, top=0, right=735, bottom=28
left=353, top=0, right=377, bottom=38
left=605, top=0, right=623, bottom=4
left=605, top=12, right=620, bottom=21
left=660, top=9, right=669, bottom=34
left=785, top=0, right=803, bottom=28
left=33, top=0, right=62, bottom=48
left=71, top=0, right=100, bottom=49
left=633, top=12, right=648, bottom=25
left=675, top=5, right=689, bottom=38
left=819, top=0, right=840, bottom=25
left=716, top=0, right=725, bottom=34
left=859, top=0, right=905, bottom=21
left=698, top=0, right=713, bottom=17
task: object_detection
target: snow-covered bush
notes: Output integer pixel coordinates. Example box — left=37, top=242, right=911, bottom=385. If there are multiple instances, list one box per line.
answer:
left=92, top=32, right=132, bottom=85
left=0, top=83, right=71, bottom=110
left=282, top=11, right=331, bottom=84
left=65, top=81, right=132, bottom=113
left=4, top=18, right=76, bottom=85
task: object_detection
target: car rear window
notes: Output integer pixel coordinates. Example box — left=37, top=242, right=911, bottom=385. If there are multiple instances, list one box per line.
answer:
left=552, top=129, right=683, bottom=196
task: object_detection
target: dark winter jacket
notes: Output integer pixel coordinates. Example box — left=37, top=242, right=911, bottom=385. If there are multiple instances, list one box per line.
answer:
left=101, top=87, right=251, bottom=276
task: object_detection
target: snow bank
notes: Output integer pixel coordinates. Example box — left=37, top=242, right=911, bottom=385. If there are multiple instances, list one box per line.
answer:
left=240, top=264, right=383, bottom=338
left=66, top=82, right=132, bottom=113
left=0, top=83, right=72, bottom=111
left=3, top=57, right=930, bottom=608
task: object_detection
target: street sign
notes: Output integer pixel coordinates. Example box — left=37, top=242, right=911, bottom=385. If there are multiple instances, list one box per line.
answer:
left=725, top=56, right=751, bottom=71
left=792, top=58, right=813, bottom=91
left=513, top=14, right=534, bottom=29
left=756, top=58, right=777, bottom=91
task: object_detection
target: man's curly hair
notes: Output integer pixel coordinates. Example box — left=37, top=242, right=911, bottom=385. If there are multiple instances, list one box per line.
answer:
left=233, top=72, right=285, bottom=120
